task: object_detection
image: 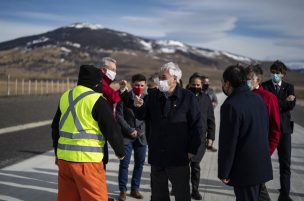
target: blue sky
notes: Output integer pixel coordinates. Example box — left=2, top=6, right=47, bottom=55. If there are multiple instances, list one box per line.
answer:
left=0, top=0, right=303, bottom=63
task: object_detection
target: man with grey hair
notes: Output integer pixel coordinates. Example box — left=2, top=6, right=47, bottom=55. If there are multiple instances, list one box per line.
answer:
left=99, top=57, right=123, bottom=106
left=98, top=57, right=125, bottom=201
left=133, top=62, right=203, bottom=201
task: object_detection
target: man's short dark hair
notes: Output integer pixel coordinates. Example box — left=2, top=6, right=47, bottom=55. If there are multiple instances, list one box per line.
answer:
left=270, top=60, right=288, bottom=75
left=223, top=64, right=246, bottom=88
left=188, top=72, right=203, bottom=84
left=132, top=74, right=146, bottom=83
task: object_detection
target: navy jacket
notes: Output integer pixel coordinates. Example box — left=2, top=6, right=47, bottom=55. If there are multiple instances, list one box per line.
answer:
left=191, top=91, right=215, bottom=162
left=218, top=85, right=273, bottom=186
left=262, top=80, right=296, bottom=134
left=134, top=85, right=203, bottom=167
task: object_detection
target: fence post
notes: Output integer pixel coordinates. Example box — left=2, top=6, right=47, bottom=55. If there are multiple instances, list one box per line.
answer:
left=22, top=79, right=24, bottom=95
left=28, top=80, right=31, bottom=95
left=35, top=80, right=38, bottom=95
left=46, top=80, right=49, bottom=94
left=41, top=80, right=43, bottom=95
left=7, top=74, right=10, bottom=96
left=57, top=80, right=60, bottom=93
left=51, top=80, right=54, bottom=94
left=15, top=78, right=18, bottom=95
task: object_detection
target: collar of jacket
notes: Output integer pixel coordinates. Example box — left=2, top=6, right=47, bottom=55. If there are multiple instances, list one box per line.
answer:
left=231, top=84, right=250, bottom=96
left=159, top=84, right=182, bottom=100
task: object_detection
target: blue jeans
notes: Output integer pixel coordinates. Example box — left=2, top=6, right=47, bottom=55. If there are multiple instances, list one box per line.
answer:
left=118, top=139, right=147, bottom=192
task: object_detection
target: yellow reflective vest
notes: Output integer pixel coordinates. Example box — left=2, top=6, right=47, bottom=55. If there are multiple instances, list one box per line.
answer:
left=57, top=85, right=105, bottom=162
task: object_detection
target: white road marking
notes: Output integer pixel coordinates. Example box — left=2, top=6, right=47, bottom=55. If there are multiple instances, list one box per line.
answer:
left=0, top=120, right=52, bottom=135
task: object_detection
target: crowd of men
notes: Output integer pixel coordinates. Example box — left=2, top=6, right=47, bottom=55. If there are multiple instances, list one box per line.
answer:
left=51, top=58, right=296, bottom=201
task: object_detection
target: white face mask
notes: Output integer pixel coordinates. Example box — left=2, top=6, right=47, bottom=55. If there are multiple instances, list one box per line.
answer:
left=106, top=69, right=116, bottom=81
left=158, top=80, right=170, bottom=92
left=247, top=80, right=253, bottom=90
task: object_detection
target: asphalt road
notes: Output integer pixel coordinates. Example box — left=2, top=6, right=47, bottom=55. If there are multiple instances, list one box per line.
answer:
left=0, top=93, right=303, bottom=169
left=0, top=95, right=60, bottom=168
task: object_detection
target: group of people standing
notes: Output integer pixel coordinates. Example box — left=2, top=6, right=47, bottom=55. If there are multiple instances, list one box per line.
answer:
left=51, top=57, right=295, bottom=201
left=219, top=61, right=296, bottom=201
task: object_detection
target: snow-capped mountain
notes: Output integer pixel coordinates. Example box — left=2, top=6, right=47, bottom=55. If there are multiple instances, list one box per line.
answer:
left=0, top=22, right=299, bottom=80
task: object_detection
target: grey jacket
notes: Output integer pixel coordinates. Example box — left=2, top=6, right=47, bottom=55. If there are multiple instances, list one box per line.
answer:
left=116, top=91, right=147, bottom=145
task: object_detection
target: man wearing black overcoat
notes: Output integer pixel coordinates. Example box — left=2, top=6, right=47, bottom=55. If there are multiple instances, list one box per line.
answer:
left=218, top=64, right=273, bottom=201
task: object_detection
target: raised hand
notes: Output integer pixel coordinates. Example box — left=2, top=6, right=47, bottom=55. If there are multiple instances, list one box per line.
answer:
left=134, top=95, right=144, bottom=107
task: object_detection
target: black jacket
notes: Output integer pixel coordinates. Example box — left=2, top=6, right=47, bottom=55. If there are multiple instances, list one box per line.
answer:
left=116, top=91, right=147, bottom=145
left=262, top=80, right=296, bottom=134
left=134, top=85, right=203, bottom=167
left=218, top=85, right=273, bottom=186
left=51, top=86, right=125, bottom=159
left=191, top=91, right=215, bottom=162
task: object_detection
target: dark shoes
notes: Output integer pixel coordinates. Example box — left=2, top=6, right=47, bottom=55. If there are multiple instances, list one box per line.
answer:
left=278, top=194, right=293, bottom=201
left=118, top=191, right=127, bottom=201
left=130, top=189, right=144, bottom=199
left=207, top=145, right=217, bottom=152
left=191, top=191, right=202, bottom=200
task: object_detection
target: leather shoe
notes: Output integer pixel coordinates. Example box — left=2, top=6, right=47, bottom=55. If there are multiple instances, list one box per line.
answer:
left=207, top=145, right=217, bottom=152
left=130, top=189, right=144, bottom=199
left=278, top=194, right=293, bottom=201
left=170, top=189, right=175, bottom=196
left=118, top=191, right=127, bottom=201
left=191, top=191, right=202, bottom=200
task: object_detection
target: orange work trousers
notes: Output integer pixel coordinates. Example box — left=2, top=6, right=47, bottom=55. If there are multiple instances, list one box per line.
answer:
left=57, top=159, right=108, bottom=201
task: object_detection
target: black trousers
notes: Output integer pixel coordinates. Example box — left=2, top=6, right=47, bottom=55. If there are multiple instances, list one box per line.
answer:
left=234, top=184, right=261, bottom=201
left=190, top=162, right=201, bottom=193
left=259, top=183, right=271, bottom=201
left=150, top=165, right=191, bottom=201
left=277, top=133, right=291, bottom=197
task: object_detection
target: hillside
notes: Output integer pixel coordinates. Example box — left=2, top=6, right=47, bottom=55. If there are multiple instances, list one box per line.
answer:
left=0, top=22, right=303, bottom=101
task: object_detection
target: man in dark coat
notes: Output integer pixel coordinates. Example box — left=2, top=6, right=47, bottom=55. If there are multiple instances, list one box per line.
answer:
left=133, top=62, right=203, bottom=201
left=116, top=74, right=147, bottom=201
left=262, top=60, right=296, bottom=201
left=187, top=73, right=215, bottom=200
left=218, top=64, right=273, bottom=201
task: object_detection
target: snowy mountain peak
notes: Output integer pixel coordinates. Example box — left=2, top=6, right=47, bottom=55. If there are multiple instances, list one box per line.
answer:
left=156, top=40, right=186, bottom=48
left=67, top=22, right=103, bottom=30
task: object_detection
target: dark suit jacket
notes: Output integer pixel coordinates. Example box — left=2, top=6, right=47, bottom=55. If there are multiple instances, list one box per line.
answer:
left=218, top=85, right=273, bottom=186
left=262, top=80, right=296, bottom=134
left=134, top=85, right=203, bottom=167
left=191, top=91, right=215, bottom=162
left=116, top=91, right=147, bottom=146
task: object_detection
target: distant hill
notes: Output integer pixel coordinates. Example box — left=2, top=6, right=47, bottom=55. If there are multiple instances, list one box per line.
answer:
left=0, top=22, right=303, bottom=100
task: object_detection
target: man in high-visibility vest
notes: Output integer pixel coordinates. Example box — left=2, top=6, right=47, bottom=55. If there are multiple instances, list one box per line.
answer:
left=52, top=65, right=125, bottom=201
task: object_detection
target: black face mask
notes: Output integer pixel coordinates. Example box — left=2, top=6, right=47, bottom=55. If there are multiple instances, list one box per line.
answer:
left=147, top=87, right=158, bottom=94
left=189, top=87, right=202, bottom=94
left=202, top=84, right=209, bottom=90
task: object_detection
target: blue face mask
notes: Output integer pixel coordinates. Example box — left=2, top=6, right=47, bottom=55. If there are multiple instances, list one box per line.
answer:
left=271, top=73, right=281, bottom=83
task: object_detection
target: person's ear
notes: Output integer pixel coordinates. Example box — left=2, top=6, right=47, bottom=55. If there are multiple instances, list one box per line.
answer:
left=101, top=67, right=106, bottom=74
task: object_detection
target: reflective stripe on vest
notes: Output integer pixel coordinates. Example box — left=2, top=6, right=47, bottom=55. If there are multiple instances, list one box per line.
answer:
left=57, top=86, right=105, bottom=162
left=59, top=130, right=105, bottom=141
left=58, top=144, right=103, bottom=153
